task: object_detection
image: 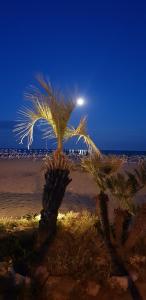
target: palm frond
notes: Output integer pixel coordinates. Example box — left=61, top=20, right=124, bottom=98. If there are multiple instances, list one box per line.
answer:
left=14, top=75, right=100, bottom=153
left=82, top=154, right=123, bottom=190
left=106, top=164, right=146, bottom=215
left=14, top=99, right=56, bottom=148
left=36, top=75, right=75, bottom=144
left=65, top=117, right=100, bottom=155
left=134, top=162, right=146, bottom=187
left=14, top=76, right=75, bottom=149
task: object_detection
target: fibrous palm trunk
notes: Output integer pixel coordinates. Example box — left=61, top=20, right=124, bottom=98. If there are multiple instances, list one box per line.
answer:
left=39, top=168, right=71, bottom=243
left=98, top=191, right=128, bottom=276
left=98, top=191, right=142, bottom=300
left=37, top=153, right=72, bottom=249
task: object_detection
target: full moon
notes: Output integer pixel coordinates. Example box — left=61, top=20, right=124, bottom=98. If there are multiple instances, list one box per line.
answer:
left=76, top=97, right=85, bottom=106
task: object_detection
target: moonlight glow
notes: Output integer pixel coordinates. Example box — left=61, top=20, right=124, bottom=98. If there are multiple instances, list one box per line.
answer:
left=76, top=97, right=85, bottom=106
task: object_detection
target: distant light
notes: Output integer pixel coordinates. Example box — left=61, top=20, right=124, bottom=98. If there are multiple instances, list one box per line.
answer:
left=76, top=97, right=85, bottom=106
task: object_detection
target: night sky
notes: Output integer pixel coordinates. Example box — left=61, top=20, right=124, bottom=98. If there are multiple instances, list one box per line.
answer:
left=0, top=0, right=146, bottom=150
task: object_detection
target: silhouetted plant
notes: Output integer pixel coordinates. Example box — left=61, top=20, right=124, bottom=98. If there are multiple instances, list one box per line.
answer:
left=106, top=162, right=146, bottom=215
left=82, top=154, right=143, bottom=299
left=122, top=203, right=146, bottom=251
left=113, top=208, right=131, bottom=246
left=82, top=155, right=125, bottom=272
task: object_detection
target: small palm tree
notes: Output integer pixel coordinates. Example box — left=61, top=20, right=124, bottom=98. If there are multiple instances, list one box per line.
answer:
left=14, top=76, right=100, bottom=247
left=82, top=154, right=143, bottom=299
left=82, top=154, right=126, bottom=273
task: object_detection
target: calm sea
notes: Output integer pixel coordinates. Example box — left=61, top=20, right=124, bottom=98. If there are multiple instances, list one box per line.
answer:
left=0, top=121, right=146, bottom=156
left=0, top=148, right=146, bottom=157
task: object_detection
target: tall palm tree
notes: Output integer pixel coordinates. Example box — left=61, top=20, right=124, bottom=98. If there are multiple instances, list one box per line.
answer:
left=14, top=76, right=100, bottom=247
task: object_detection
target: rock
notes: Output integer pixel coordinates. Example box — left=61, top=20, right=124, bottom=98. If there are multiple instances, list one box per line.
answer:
left=34, top=265, right=49, bottom=285
left=109, top=276, right=129, bottom=291
left=130, top=255, right=146, bottom=264
left=129, top=271, right=139, bottom=282
left=8, top=265, right=16, bottom=278
left=35, top=265, right=48, bottom=277
left=51, top=291, right=68, bottom=300
left=15, top=273, right=26, bottom=286
left=0, top=262, right=8, bottom=276
left=0, top=264, right=15, bottom=293
left=57, top=277, right=76, bottom=294
left=24, top=276, right=31, bottom=286
left=136, top=282, right=146, bottom=300
left=43, top=276, right=76, bottom=300
left=86, top=280, right=100, bottom=297
left=46, top=276, right=61, bottom=287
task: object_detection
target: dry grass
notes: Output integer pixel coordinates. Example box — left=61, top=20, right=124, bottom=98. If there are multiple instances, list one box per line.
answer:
left=46, top=211, right=109, bottom=281
left=0, top=212, right=109, bottom=281
left=0, top=211, right=146, bottom=283
left=0, top=214, right=39, bottom=232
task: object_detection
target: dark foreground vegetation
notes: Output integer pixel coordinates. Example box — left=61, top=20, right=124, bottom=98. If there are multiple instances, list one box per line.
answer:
left=1, top=209, right=146, bottom=299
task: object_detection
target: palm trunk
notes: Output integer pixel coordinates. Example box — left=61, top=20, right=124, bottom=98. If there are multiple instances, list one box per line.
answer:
left=98, top=191, right=128, bottom=276
left=37, top=166, right=71, bottom=248
left=57, top=136, right=63, bottom=153
left=98, top=191, right=142, bottom=300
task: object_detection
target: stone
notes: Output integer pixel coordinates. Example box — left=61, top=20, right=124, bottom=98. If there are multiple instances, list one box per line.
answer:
left=46, top=276, right=61, bottom=287
left=57, top=277, right=76, bottom=294
left=86, top=280, right=100, bottom=296
left=0, top=262, right=8, bottom=276
left=129, top=271, right=139, bottom=282
left=34, top=265, right=49, bottom=285
left=15, top=273, right=26, bottom=286
left=109, top=276, right=129, bottom=291
left=24, top=276, right=31, bottom=286
left=51, top=291, right=68, bottom=300
left=43, top=276, right=76, bottom=300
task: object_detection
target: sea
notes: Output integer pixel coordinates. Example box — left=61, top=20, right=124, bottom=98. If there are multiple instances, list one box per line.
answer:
left=0, top=121, right=146, bottom=157
left=0, top=148, right=146, bottom=158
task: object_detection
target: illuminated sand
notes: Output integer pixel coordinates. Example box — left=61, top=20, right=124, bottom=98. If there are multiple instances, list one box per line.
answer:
left=0, top=160, right=97, bottom=217
left=0, top=160, right=146, bottom=218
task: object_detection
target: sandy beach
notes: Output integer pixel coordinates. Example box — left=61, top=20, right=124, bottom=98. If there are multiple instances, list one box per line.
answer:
left=0, top=159, right=146, bottom=218
left=0, top=159, right=98, bottom=218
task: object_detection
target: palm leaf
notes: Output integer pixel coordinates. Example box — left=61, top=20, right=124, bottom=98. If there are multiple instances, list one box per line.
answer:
left=14, top=75, right=100, bottom=154
left=65, top=117, right=100, bottom=155
left=14, top=77, right=75, bottom=149
left=82, top=154, right=123, bottom=190
left=36, top=75, right=75, bottom=143
left=14, top=100, right=56, bottom=148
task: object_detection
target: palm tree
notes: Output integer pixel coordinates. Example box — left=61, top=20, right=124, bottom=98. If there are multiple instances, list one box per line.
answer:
left=14, top=76, right=100, bottom=247
left=82, top=154, right=143, bottom=300
left=82, top=154, right=134, bottom=272
left=106, top=162, right=146, bottom=215
left=81, top=154, right=126, bottom=275
left=14, top=75, right=99, bottom=154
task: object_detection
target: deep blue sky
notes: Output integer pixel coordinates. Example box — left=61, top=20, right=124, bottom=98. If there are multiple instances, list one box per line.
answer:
left=0, top=0, right=146, bottom=150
